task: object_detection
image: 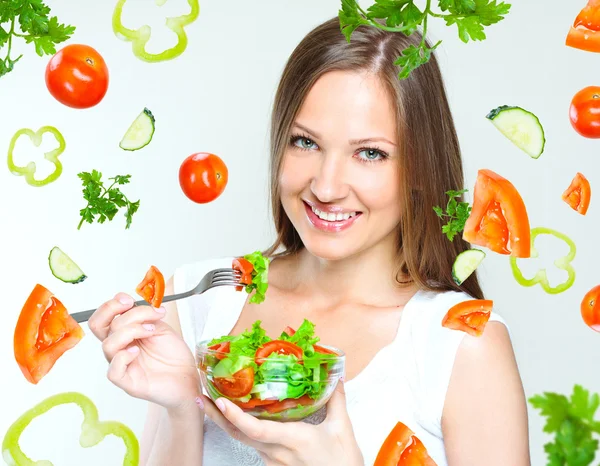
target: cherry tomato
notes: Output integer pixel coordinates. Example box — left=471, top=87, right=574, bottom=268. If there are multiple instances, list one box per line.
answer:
left=255, top=340, right=304, bottom=365
left=262, top=395, right=314, bottom=414
left=45, top=44, right=109, bottom=109
left=569, top=86, right=600, bottom=138
left=212, top=366, right=254, bottom=398
left=179, top=152, right=228, bottom=204
left=581, top=285, right=600, bottom=332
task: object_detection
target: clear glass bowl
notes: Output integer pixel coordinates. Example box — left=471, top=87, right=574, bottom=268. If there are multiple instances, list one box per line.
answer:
left=196, top=340, right=345, bottom=422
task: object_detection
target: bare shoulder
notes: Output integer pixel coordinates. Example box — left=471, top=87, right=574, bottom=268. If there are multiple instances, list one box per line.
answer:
left=441, top=322, right=531, bottom=465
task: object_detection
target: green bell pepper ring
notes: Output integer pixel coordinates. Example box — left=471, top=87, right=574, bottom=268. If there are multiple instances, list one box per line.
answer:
left=510, top=227, right=576, bottom=294
left=2, top=392, right=139, bottom=466
left=7, top=126, right=65, bottom=187
left=112, top=0, right=200, bottom=62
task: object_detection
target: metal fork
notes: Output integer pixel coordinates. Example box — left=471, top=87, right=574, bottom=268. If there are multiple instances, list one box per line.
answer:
left=71, top=268, right=243, bottom=323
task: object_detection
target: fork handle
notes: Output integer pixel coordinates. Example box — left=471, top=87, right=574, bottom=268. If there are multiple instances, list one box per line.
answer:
left=71, top=290, right=195, bottom=324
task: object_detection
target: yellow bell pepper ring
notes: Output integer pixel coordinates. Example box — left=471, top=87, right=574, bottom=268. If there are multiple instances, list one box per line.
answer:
left=112, top=0, right=200, bottom=62
left=7, top=126, right=66, bottom=187
left=2, top=392, right=139, bottom=466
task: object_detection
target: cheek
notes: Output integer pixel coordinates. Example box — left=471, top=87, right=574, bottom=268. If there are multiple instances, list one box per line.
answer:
left=354, top=165, right=402, bottom=213
left=279, top=152, right=313, bottom=197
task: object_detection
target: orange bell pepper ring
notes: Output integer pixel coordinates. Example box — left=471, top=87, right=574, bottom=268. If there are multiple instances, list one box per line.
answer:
left=14, top=284, right=85, bottom=384
left=463, top=169, right=531, bottom=258
left=136, top=265, right=165, bottom=307
left=374, top=421, right=437, bottom=465
left=566, top=0, right=600, bottom=53
left=562, top=172, right=591, bottom=215
left=441, top=299, right=493, bottom=337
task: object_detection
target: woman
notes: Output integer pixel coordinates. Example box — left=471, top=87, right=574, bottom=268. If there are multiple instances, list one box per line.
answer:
left=89, top=16, right=531, bottom=466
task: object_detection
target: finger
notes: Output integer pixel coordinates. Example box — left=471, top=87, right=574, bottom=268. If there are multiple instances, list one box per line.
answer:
left=109, top=305, right=166, bottom=333
left=106, top=345, right=140, bottom=393
left=323, top=379, right=351, bottom=426
left=88, top=293, right=135, bottom=340
left=102, top=323, right=156, bottom=362
left=259, top=451, right=287, bottom=466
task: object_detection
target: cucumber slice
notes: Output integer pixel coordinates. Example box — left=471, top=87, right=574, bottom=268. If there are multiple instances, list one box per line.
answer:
left=486, top=105, right=545, bottom=159
left=119, top=107, right=155, bottom=151
left=452, top=249, right=486, bottom=285
left=48, top=247, right=87, bottom=284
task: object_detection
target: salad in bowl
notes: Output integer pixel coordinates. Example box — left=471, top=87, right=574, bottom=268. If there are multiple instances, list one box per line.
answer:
left=196, top=319, right=345, bottom=421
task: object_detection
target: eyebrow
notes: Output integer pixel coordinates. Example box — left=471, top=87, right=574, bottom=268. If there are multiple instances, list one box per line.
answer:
left=292, top=122, right=397, bottom=147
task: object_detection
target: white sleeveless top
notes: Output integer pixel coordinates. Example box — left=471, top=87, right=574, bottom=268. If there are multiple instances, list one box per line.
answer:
left=173, top=257, right=509, bottom=466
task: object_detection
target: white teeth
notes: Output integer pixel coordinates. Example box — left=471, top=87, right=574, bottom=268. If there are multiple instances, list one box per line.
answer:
left=310, top=205, right=357, bottom=222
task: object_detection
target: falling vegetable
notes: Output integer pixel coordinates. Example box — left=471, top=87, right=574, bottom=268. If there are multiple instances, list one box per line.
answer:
left=48, top=246, right=87, bottom=284
left=451, top=249, right=486, bottom=285
left=136, top=265, right=165, bottom=308
left=432, top=189, right=472, bottom=241
left=463, top=169, right=531, bottom=258
left=119, top=108, right=155, bottom=151
left=566, top=0, right=600, bottom=53
left=374, top=421, right=437, bottom=465
left=14, top=284, right=84, bottom=384
left=77, top=170, right=140, bottom=230
left=581, top=285, right=600, bottom=332
left=112, top=0, right=200, bottom=62
left=232, top=251, right=270, bottom=304
left=569, top=86, right=600, bottom=138
left=486, top=105, right=545, bottom=158
left=45, top=44, right=109, bottom=109
left=338, top=0, right=511, bottom=80
left=441, top=299, right=493, bottom=337
left=509, top=227, right=577, bottom=294
left=562, top=172, right=591, bottom=215
left=2, top=392, right=139, bottom=466
left=7, top=126, right=65, bottom=187
left=179, top=152, right=228, bottom=204
left=0, top=0, right=75, bottom=78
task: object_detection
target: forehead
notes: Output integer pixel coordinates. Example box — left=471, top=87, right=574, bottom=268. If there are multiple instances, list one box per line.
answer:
left=295, top=70, right=398, bottom=142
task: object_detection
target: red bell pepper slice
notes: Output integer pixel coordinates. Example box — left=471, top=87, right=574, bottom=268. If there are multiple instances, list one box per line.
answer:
left=463, top=169, right=531, bottom=258
left=374, top=421, right=437, bottom=465
left=14, top=284, right=85, bottom=384
left=566, top=0, right=600, bottom=52
left=562, top=172, right=591, bottom=215
left=441, top=299, right=493, bottom=337
left=135, top=265, right=165, bottom=307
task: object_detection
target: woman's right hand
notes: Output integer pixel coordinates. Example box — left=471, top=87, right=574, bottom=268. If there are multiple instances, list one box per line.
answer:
left=88, top=292, right=200, bottom=411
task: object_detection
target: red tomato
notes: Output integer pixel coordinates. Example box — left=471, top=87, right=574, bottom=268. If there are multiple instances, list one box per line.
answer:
left=45, top=44, right=109, bottom=109
left=135, top=265, right=165, bottom=308
left=441, top=299, right=493, bottom=337
left=374, top=421, right=437, bottom=466
left=232, top=257, right=254, bottom=291
left=212, top=366, right=254, bottom=398
left=283, top=326, right=296, bottom=336
left=232, top=397, right=277, bottom=410
left=262, top=395, right=314, bottom=414
left=566, top=0, right=600, bottom=52
left=179, top=152, right=228, bottom=204
left=314, top=344, right=338, bottom=355
left=569, top=86, right=600, bottom=138
left=581, top=285, right=600, bottom=332
left=255, top=340, right=304, bottom=364
left=208, top=341, right=230, bottom=360
left=562, top=172, right=592, bottom=215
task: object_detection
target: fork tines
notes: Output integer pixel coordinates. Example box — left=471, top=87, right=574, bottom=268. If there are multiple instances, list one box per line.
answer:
left=212, top=268, right=243, bottom=286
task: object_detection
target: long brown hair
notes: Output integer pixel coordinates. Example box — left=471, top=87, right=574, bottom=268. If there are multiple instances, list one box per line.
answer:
left=263, top=17, right=484, bottom=300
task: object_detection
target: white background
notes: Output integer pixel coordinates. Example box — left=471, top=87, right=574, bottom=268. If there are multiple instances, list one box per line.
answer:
left=1, top=0, right=599, bottom=465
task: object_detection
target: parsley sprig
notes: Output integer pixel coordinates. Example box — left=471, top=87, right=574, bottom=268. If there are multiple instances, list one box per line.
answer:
left=433, top=189, right=472, bottom=241
left=77, top=170, right=140, bottom=230
left=339, top=0, right=511, bottom=79
left=530, top=385, right=600, bottom=466
left=0, top=0, right=75, bottom=77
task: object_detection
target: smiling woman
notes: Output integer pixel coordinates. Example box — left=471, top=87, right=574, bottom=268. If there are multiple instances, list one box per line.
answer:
left=90, top=14, right=531, bottom=466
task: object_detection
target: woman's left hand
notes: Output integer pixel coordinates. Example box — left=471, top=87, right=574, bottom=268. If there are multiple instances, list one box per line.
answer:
left=199, top=381, right=364, bottom=466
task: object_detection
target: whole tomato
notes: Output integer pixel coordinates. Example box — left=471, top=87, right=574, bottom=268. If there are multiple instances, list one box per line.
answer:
left=179, top=152, right=228, bottom=203
left=45, top=44, right=109, bottom=109
left=569, top=86, right=600, bottom=138
left=581, top=285, right=600, bottom=332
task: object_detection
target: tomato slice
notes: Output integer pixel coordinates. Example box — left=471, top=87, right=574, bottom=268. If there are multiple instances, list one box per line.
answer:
left=14, top=284, right=85, bottom=384
left=212, top=366, right=255, bottom=398
left=283, top=326, right=296, bottom=336
left=463, top=169, right=531, bottom=258
left=233, top=258, right=253, bottom=291
left=581, top=285, right=600, bottom=332
left=314, top=345, right=338, bottom=355
left=135, top=265, right=165, bottom=308
left=562, top=172, right=591, bottom=215
left=232, top=397, right=278, bottom=410
left=567, top=0, right=600, bottom=52
left=255, top=340, right=304, bottom=364
left=374, top=421, right=437, bottom=466
left=262, top=395, right=314, bottom=414
left=208, top=341, right=231, bottom=360
left=441, top=299, right=493, bottom=337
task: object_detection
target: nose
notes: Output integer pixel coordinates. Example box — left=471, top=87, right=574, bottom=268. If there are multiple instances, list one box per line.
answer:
left=310, top=152, right=350, bottom=203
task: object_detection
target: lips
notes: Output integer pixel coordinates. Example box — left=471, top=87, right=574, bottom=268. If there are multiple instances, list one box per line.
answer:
left=303, top=201, right=361, bottom=233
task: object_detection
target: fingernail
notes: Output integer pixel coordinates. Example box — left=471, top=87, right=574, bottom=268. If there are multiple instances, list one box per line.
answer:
left=195, top=396, right=204, bottom=409
left=215, top=398, right=226, bottom=413
left=143, top=323, right=155, bottom=331
left=127, top=346, right=139, bottom=353
left=155, top=306, right=166, bottom=313
left=119, top=296, right=133, bottom=305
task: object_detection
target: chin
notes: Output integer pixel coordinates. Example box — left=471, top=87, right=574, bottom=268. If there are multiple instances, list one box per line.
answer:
left=301, top=234, right=361, bottom=262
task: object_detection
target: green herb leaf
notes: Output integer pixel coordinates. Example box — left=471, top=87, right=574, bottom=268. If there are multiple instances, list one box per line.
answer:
left=433, top=189, right=472, bottom=241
